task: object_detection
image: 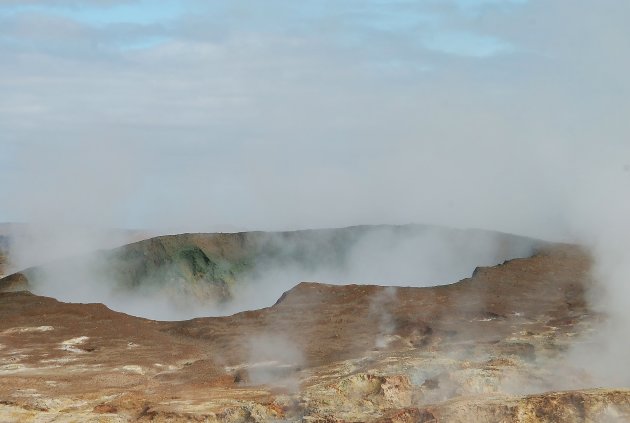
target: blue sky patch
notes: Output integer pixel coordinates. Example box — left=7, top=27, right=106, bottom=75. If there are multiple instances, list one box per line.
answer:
left=0, top=0, right=187, bottom=26
left=0, top=1, right=522, bottom=57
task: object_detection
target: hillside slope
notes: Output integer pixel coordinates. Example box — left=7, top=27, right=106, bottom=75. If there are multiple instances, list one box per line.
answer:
left=0, top=224, right=546, bottom=318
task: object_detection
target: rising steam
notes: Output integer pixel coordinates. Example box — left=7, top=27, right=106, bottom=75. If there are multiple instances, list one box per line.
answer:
left=6, top=224, right=541, bottom=320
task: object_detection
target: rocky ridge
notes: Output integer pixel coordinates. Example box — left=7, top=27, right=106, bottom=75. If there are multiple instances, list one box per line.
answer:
left=0, top=224, right=543, bottom=312
left=1, top=243, right=627, bottom=422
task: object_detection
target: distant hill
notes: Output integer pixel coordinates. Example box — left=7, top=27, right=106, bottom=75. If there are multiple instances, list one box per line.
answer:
left=0, top=225, right=548, bottom=317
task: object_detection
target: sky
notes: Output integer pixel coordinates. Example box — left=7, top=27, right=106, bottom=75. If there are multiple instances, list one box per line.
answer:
left=1, top=0, right=629, bottom=239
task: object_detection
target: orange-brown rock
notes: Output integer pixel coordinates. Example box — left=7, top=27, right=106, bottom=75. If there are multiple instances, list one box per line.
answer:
left=1, top=244, right=626, bottom=422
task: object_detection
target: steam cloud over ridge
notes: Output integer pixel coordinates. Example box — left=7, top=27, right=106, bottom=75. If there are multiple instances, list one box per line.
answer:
left=4, top=224, right=543, bottom=320
left=1, top=0, right=630, bottom=390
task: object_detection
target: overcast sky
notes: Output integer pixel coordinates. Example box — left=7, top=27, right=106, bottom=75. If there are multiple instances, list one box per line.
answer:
left=1, top=0, right=629, bottom=238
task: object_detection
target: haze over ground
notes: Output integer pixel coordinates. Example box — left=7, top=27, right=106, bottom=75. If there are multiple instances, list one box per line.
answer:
left=2, top=4, right=630, bottom=416
left=0, top=0, right=629, bottom=373
left=1, top=0, right=629, bottom=310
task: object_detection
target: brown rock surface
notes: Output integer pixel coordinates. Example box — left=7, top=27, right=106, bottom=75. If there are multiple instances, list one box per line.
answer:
left=0, top=224, right=545, bottom=312
left=0, top=244, right=627, bottom=422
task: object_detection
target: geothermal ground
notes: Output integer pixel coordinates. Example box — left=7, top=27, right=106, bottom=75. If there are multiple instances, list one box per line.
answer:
left=0, top=228, right=629, bottom=422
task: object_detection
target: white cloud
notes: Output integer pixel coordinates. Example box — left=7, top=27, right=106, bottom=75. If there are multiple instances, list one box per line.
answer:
left=0, top=1, right=628, bottom=239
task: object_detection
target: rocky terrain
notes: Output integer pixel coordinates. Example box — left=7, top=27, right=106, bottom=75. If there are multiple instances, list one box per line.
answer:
left=1, top=232, right=628, bottom=422
left=0, top=225, right=543, bottom=318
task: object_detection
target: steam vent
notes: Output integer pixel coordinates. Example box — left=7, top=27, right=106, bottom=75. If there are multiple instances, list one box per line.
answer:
left=1, top=225, right=629, bottom=422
